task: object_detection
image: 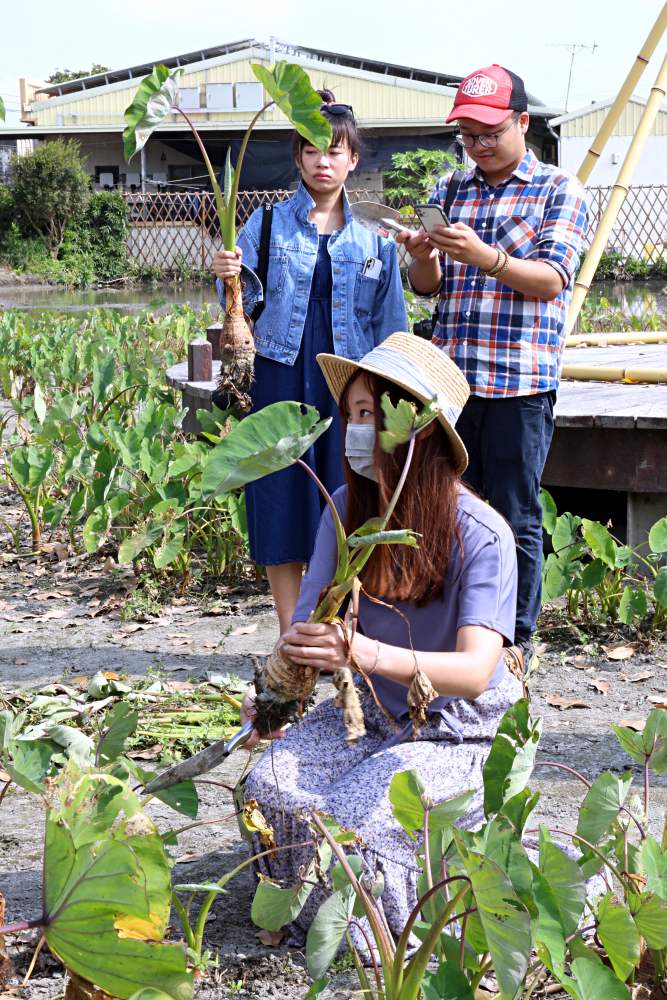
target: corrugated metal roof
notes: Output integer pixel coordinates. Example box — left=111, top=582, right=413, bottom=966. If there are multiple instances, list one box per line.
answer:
left=33, top=37, right=549, bottom=109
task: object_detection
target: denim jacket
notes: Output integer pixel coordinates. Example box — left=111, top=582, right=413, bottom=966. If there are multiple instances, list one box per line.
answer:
left=216, top=183, right=407, bottom=365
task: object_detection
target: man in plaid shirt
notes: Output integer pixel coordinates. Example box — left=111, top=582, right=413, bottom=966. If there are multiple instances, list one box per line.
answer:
left=399, top=64, right=588, bottom=671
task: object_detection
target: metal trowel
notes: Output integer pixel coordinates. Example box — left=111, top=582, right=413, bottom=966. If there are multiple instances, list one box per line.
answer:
left=350, top=200, right=414, bottom=238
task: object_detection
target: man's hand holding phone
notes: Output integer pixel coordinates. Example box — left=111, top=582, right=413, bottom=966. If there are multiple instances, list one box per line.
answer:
left=413, top=203, right=497, bottom=269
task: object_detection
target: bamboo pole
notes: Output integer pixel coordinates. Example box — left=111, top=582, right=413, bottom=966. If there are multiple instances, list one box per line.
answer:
left=577, top=3, right=667, bottom=184
left=561, top=363, right=667, bottom=383
left=565, top=331, right=667, bottom=347
left=566, top=52, right=667, bottom=337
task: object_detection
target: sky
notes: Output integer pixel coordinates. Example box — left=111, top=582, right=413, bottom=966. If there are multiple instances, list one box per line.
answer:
left=1, top=0, right=665, bottom=126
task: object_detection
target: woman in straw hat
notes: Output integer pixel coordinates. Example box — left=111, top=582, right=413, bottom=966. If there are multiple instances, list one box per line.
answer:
left=241, top=332, right=522, bottom=950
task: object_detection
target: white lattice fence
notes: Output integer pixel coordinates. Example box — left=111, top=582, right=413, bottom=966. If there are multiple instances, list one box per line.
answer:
left=124, top=185, right=667, bottom=271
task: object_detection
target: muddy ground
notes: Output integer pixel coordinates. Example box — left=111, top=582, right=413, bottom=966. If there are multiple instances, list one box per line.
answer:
left=0, top=482, right=665, bottom=999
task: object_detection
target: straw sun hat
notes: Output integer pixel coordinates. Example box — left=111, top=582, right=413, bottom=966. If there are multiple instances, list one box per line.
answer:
left=317, top=332, right=470, bottom=473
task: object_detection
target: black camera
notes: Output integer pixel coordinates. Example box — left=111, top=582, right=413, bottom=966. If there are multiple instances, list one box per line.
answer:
left=412, top=309, right=438, bottom=341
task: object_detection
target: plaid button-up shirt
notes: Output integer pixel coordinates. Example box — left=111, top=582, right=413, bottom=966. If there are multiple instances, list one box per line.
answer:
left=427, top=150, right=588, bottom=397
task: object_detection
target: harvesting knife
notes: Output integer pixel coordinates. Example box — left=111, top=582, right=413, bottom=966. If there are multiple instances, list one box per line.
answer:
left=144, top=719, right=255, bottom=793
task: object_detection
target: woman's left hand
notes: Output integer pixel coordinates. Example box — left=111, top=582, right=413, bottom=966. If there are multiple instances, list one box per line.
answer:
left=280, top=622, right=348, bottom=673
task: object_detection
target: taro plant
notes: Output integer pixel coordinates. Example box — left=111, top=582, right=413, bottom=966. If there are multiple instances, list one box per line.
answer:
left=250, top=702, right=667, bottom=999
left=123, top=62, right=332, bottom=410
left=145, top=392, right=446, bottom=794
left=541, top=488, right=667, bottom=628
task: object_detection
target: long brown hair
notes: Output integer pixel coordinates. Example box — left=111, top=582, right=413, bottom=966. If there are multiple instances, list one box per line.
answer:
left=341, top=372, right=462, bottom=605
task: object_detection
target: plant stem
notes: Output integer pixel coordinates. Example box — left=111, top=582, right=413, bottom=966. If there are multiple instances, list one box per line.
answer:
left=171, top=894, right=196, bottom=950
left=0, top=918, right=45, bottom=935
left=226, top=103, right=274, bottom=246
left=535, top=760, right=646, bottom=838
left=528, top=826, right=628, bottom=889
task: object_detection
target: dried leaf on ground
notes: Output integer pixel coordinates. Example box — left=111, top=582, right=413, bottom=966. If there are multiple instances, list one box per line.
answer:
left=546, top=695, right=590, bottom=710
left=204, top=605, right=227, bottom=616
left=257, top=928, right=285, bottom=947
left=41, top=541, right=69, bottom=560
left=620, top=671, right=655, bottom=683
left=35, top=608, right=68, bottom=622
left=31, top=590, right=73, bottom=601
left=0, top=769, right=9, bottom=782
left=167, top=633, right=191, bottom=640
left=620, top=719, right=645, bottom=731
left=229, top=623, right=258, bottom=636
left=647, top=696, right=667, bottom=709
left=128, top=746, right=162, bottom=760
left=602, top=644, right=635, bottom=661
left=120, top=623, right=154, bottom=634
left=89, top=593, right=125, bottom=617
left=572, top=659, right=596, bottom=671
left=589, top=677, right=611, bottom=695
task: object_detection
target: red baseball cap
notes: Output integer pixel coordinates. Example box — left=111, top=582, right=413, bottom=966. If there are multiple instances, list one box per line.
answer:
left=446, top=65, right=528, bottom=125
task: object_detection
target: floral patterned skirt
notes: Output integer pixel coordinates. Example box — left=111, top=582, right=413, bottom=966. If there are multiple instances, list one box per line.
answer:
left=244, top=671, right=523, bottom=950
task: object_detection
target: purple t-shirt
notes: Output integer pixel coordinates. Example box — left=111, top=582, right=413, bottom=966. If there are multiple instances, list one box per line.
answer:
left=292, top=486, right=517, bottom=726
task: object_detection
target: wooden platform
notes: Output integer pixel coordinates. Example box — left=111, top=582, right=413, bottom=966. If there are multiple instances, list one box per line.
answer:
left=546, top=344, right=667, bottom=546
left=167, top=341, right=667, bottom=546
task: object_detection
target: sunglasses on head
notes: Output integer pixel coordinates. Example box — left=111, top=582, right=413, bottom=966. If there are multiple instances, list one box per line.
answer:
left=321, top=102, right=355, bottom=119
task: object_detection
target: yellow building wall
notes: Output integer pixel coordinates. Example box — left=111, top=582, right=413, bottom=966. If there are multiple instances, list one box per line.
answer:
left=560, top=100, right=667, bottom=137
left=31, top=55, right=455, bottom=127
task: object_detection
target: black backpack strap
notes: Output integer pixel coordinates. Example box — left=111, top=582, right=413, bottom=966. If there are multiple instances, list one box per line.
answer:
left=443, top=169, right=463, bottom=220
left=249, top=202, right=273, bottom=323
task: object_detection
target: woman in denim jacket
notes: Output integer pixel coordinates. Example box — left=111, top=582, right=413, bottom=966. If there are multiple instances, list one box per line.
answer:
left=213, top=92, right=407, bottom=633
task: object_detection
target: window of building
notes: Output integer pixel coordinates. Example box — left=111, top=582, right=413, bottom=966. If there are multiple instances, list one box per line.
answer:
left=234, top=82, right=264, bottom=112
left=206, top=83, right=234, bottom=111
left=179, top=88, right=200, bottom=111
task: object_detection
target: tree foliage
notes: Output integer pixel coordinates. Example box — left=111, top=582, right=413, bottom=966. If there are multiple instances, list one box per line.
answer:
left=384, top=148, right=464, bottom=202
left=10, top=139, right=91, bottom=254
left=46, top=64, right=109, bottom=84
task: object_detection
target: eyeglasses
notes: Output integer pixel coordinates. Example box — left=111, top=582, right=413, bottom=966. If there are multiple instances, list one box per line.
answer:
left=321, top=102, right=355, bottom=120
left=455, top=119, right=517, bottom=149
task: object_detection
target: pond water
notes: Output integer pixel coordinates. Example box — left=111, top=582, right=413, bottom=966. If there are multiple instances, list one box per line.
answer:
left=1, top=279, right=665, bottom=314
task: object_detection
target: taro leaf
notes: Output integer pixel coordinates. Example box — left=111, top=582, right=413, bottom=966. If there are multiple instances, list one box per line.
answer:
left=639, top=836, right=667, bottom=899
left=330, top=855, right=363, bottom=891
left=458, top=844, right=531, bottom=1000
left=533, top=871, right=568, bottom=984
left=152, top=527, right=186, bottom=570
left=552, top=512, right=582, bottom=556
left=82, top=505, right=112, bottom=553
left=251, top=865, right=316, bottom=932
left=315, top=813, right=360, bottom=846
left=633, top=893, right=667, bottom=948
left=429, top=788, right=475, bottom=832
left=47, top=724, right=94, bottom=765
left=579, top=557, right=606, bottom=590
left=8, top=740, right=58, bottom=794
left=202, top=401, right=331, bottom=498
left=33, top=383, right=47, bottom=424
left=538, top=827, right=586, bottom=937
left=0, top=96, right=4, bottom=122
left=389, top=769, right=427, bottom=839
left=97, top=703, right=139, bottom=766
left=543, top=554, right=577, bottom=601
left=251, top=61, right=332, bottom=151
left=123, top=65, right=182, bottom=160
left=92, top=354, right=116, bottom=403
left=118, top=521, right=164, bottom=564
left=596, top=892, right=640, bottom=981
left=581, top=518, right=618, bottom=567
left=648, top=515, right=667, bottom=554
left=43, top=772, right=192, bottom=1000
left=611, top=722, right=645, bottom=766
left=482, top=699, right=541, bottom=818
left=123, top=759, right=198, bottom=819
left=570, top=955, right=630, bottom=1000
left=378, top=395, right=418, bottom=452
left=642, top=709, right=667, bottom=773
left=0, top=711, right=15, bottom=751
left=306, top=885, right=354, bottom=980
left=11, top=444, right=54, bottom=489
left=129, top=991, right=186, bottom=1000
left=655, top=566, right=667, bottom=608
left=475, top=809, right=534, bottom=914
left=422, top=961, right=475, bottom=1000
left=576, top=770, right=632, bottom=845
left=618, top=586, right=648, bottom=625
left=540, top=487, right=558, bottom=535
left=347, top=527, right=419, bottom=549
left=223, top=147, right=234, bottom=205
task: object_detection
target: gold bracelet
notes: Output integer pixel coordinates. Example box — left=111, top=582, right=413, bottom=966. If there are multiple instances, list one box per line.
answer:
left=483, top=246, right=503, bottom=276
left=494, top=250, right=511, bottom=279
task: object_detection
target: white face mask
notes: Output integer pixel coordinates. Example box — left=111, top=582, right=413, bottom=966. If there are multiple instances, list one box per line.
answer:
left=345, top=423, right=377, bottom=481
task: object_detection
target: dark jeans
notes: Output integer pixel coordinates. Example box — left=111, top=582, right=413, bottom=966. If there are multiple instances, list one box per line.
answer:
left=455, top=392, right=556, bottom=642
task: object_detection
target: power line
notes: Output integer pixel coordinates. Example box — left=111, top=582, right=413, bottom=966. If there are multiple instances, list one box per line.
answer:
left=548, top=42, right=598, bottom=112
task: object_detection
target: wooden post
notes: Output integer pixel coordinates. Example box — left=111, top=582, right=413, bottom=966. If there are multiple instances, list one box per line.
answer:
left=188, top=338, right=212, bottom=381
left=206, top=322, right=222, bottom=361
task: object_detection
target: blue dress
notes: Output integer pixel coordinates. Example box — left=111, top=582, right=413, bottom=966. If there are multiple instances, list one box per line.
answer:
left=245, top=235, right=344, bottom=565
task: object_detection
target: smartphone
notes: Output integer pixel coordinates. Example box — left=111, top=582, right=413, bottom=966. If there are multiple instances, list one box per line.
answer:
left=414, top=203, right=452, bottom=232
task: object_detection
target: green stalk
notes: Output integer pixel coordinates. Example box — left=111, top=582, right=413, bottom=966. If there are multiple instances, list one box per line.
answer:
left=175, top=107, right=228, bottom=245
left=225, top=102, right=274, bottom=248
left=171, top=894, right=196, bottom=950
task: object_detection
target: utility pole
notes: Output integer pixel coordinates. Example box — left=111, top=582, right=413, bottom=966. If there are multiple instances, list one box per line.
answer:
left=549, top=42, right=598, bottom=111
